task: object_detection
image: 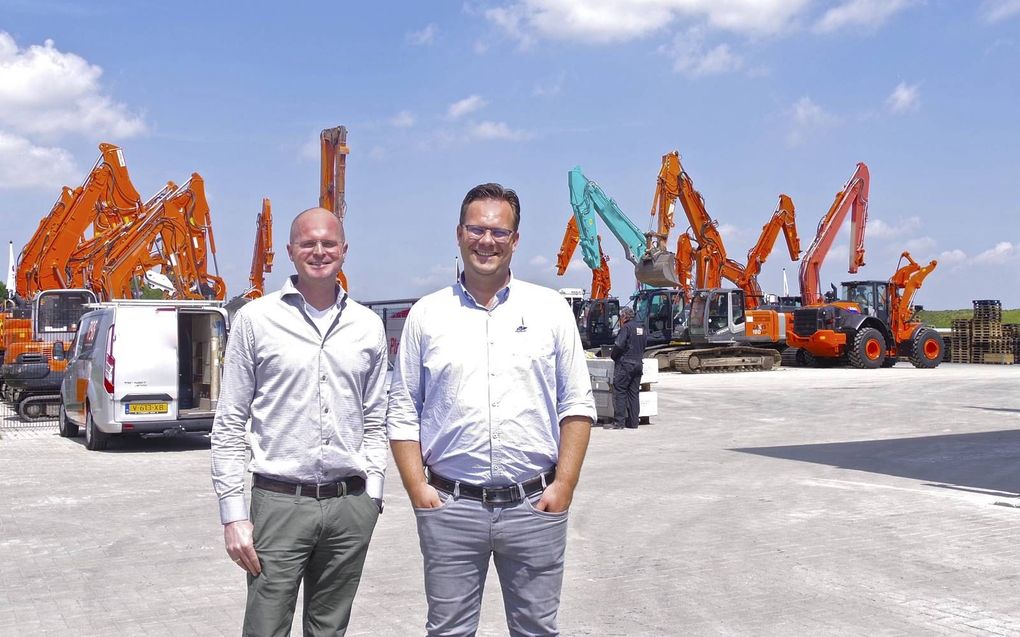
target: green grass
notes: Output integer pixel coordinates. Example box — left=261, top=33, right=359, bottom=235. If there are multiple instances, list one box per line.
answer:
left=917, top=308, right=1020, bottom=328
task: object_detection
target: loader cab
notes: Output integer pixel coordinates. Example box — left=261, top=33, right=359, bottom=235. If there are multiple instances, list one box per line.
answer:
left=688, top=289, right=747, bottom=343
left=840, top=281, right=889, bottom=322
left=632, top=288, right=687, bottom=346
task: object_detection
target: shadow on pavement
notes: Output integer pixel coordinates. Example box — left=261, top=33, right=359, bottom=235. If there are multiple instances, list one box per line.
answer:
left=732, top=429, right=1020, bottom=496
left=68, top=432, right=211, bottom=453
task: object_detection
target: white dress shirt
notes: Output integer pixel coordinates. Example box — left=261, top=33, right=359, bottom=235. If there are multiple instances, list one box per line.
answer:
left=211, top=276, right=388, bottom=524
left=387, top=275, right=596, bottom=486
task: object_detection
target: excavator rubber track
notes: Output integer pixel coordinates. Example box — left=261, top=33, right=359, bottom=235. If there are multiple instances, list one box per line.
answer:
left=780, top=347, right=805, bottom=367
left=667, top=346, right=780, bottom=374
left=17, top=394, right=62, bottom=421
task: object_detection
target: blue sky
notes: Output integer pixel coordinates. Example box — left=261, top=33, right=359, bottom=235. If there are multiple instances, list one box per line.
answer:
left=1, top=0, right=1018, bottom=309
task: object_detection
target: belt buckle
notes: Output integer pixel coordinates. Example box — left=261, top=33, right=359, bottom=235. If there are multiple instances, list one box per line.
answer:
left=481, top=488, right=491, bottom=504
left=315, top=483, right=322, bottom=499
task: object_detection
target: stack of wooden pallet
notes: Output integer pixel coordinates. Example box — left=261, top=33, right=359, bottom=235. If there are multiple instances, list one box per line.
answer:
left=949, top=300, right=1017, bottom=364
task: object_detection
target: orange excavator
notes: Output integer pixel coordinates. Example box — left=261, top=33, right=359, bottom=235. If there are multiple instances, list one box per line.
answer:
left=786, top=251, right=943, bottom=368
left=737, top=194, right=800, bottom=302
left=798, top=162, right=869, bottom=306
left=555, top=215, right=619, bottom=348
left=244, top=198, right=274, bottom=300
left=89, top=175, right=226, bottom=301
left=320, top=125, right=350, bottom=291
left=556, top=216, right=612, bottom=299
left=17, top=143, right=144, bottom=297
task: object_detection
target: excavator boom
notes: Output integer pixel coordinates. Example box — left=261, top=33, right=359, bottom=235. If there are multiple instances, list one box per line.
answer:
left=567, top=167, right=646, bottom=268
left=244, top=198, right=274, bottom=300
left=799, top=162, right=869, bottom=306
left=320, top=125, right=350, bottom=290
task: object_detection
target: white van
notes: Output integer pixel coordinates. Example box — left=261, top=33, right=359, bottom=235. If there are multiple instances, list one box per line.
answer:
left=58, top=300, right=228, bottom=450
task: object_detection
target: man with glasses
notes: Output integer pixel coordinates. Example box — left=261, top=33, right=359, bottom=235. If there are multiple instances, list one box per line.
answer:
left=388, top=183, right=596, bottom=636
left=212, top=207, right=387, bottom=636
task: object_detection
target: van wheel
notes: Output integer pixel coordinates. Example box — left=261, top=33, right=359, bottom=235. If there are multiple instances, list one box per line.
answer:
left=58, top=404, right=79, bottom=438
left=84, top=408, right=109, bottom=451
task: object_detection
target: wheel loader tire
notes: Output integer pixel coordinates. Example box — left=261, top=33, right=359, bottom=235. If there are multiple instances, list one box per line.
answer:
left=849, top=327, right=886, bottom=369
left=909, top=327, right=943, bottom=369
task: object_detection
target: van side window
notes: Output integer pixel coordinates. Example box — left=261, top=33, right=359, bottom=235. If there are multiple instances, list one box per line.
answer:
left=77, top=317, right=100, bottom=358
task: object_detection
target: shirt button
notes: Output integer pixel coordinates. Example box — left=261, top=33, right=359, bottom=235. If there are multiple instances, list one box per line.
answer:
left=321, top=375, right=327, bottom=382
left=324, top=407, right=330, bottom=413
left=323, top=439, right=330, bottom=445
left=491, top=402, right=497, bottom=407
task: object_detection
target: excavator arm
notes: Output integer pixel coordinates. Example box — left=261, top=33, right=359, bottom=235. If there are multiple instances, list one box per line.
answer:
left=555, top=215, right=613, bottom=299
left=17, top=143, right=143, bottom=297
left=568, top=166, right=647, bottom=268
left=244, top=198, right=274, bottom=300
left=674, top=232, right=694, bottom=301
left=320, top=125, right=350, bottom=291
left=590, top=237, right=612, bottom=300
left=799, top=162, right=869, bottom=306
left=888, top=251, right=937, bottom=341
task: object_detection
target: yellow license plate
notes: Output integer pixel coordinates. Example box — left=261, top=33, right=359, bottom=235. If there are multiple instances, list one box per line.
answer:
left=125, top=402, right=169, bottom=415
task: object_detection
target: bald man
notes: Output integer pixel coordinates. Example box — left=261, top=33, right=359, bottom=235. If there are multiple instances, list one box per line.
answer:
left=212, top=208, right=388, bottom=636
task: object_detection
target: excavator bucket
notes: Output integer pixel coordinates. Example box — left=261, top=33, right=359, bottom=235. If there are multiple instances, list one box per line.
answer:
left=635, top=250, right=681, bottom=288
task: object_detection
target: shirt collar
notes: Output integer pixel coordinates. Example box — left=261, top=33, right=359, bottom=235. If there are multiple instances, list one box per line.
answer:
left=280, top=275, right=346, bottom=309
left=456, top=271, right=515, bottom=310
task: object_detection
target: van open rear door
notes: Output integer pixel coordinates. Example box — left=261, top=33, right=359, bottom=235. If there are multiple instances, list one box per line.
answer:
left=112, top=305, right=179, bottom=422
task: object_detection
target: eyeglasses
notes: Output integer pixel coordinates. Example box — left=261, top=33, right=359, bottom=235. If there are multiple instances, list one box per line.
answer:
left=461, top=224, right=515, bottom=243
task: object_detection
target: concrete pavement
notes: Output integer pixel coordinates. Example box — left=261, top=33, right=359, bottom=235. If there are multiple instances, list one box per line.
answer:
left=1, top=363, right=1018, bottom=636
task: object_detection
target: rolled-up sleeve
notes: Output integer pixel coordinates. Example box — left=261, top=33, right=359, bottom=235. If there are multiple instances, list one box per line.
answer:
left=386, top=306, right=424, bottom=441
left=361, top=321, right=389, bottom=499
left=553, top=302, right=596, bottom=424
left=211, top=309, right=257, bottom=524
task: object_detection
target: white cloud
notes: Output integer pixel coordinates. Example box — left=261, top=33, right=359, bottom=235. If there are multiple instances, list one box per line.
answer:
left=980, top=0, right=1020, bottom=23
left=937, top=249, right=967, bottom=265
left=786, top=97, right=838, bottom=147
left=389, top=110, right=416, bottom=128
left=813, top=0, right=916, bottom=33
left=0, top=131, right=78, bottom=188
left=886, top=82, right=920, bottom=113
left=529, top=255, right=549, bottom=266
left=484, top=0, right=813, bottom=44
left=299, top=135, right=319, bottom=161
left=0, top=32, right=146, bottom=139
left=973, top=241, right=1018, bottom=264
left=867, top=216, right=921, bottom=238
left=533, top=72, right=566, bottom=96
left=406, top=23, right=438, bottom=46
left=468, top=120, right=533, bottom=141
left=903, top=236, right=936, bottom=254
left=412, top=263, right=457, bottom=287
left=660, top=27, right=743, bottom=77
left=447, top=95, right=488, bottom=119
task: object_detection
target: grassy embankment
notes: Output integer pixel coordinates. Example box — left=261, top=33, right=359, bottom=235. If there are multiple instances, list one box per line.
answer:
left=917, top=309, right=1020, bottom=328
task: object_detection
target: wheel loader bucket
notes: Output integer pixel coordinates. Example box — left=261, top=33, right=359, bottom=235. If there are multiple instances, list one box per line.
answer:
left=635, top=251, right=681, bottom=288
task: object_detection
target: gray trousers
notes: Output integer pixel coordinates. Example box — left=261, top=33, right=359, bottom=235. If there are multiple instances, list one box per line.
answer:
left=414, top=490, right=569, bottom=637
left=243, top=487, right=379, bottom=637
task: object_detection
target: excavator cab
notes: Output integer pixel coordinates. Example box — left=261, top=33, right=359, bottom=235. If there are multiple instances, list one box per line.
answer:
left=579, top=298, right=620, bottom=349
left=632, top=288, right=686, bottom=346
left=635, top=233, right=681, bottom=288
left=688, top=289, right=747, bottom=344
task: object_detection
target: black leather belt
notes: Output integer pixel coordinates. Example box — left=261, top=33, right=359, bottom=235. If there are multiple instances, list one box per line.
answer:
left=254, top=474, right=365, bottom=499
left=427, top=468, right=555, bottom=505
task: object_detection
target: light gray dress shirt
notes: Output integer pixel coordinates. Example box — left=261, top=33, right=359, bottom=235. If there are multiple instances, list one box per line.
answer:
left=386, top=275, right=596, bottom=486
left=211, top=276, right=388, bottom=524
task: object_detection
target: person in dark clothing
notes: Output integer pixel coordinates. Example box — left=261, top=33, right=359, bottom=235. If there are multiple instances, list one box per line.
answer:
left=609, top=306, right=647, bottom=430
